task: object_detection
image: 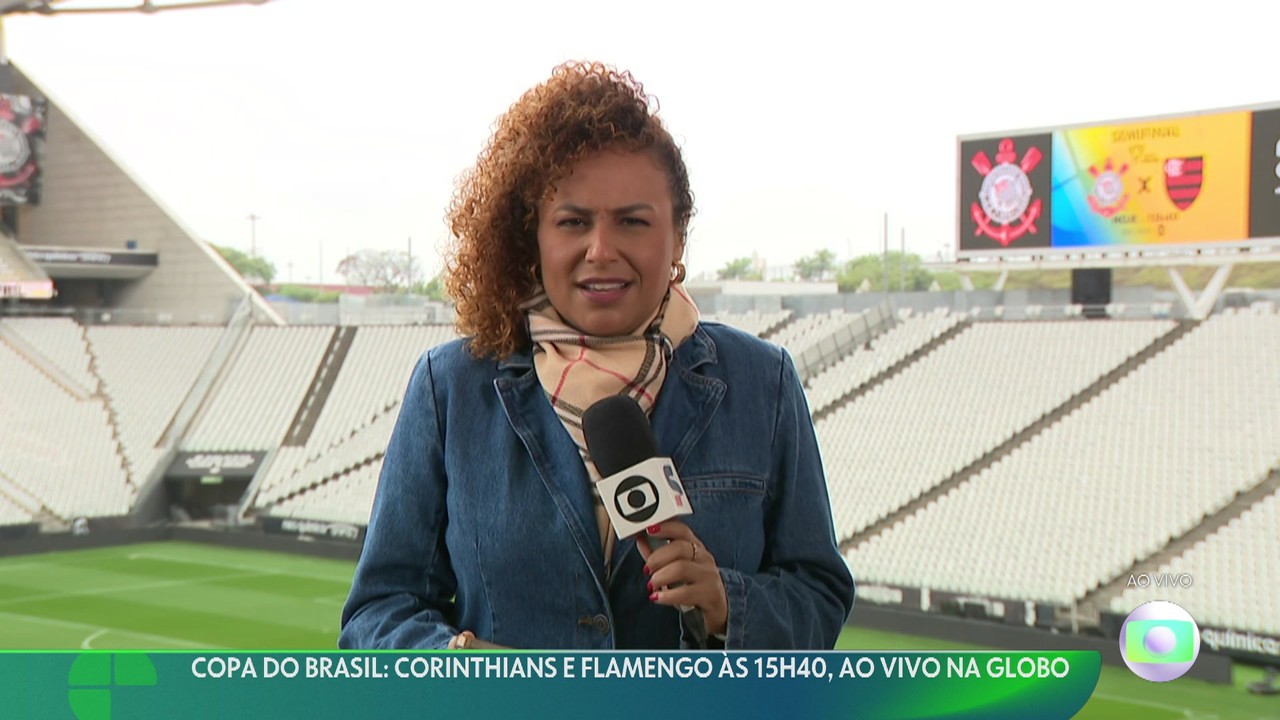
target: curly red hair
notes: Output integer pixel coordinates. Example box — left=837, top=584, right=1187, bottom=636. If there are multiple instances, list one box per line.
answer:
left=444, top=61, right=694, bottom=359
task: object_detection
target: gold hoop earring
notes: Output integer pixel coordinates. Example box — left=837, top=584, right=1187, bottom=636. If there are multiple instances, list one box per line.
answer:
left=671, top=261, right=686, bottom=284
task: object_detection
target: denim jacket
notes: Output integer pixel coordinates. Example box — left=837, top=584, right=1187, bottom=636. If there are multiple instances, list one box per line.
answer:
left=339, top=321, right=855, bottom=650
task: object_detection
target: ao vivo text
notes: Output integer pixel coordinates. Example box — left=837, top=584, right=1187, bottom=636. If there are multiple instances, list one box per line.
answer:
left=1127, top=572, right=1194, bottom=589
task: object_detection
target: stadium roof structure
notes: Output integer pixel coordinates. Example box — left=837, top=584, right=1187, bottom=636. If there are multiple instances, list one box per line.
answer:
left=0, top=5, right=284, bottom=323
left=0, top=0, right=270, bottom=15
left=926, top=245, right=1280, bottom=320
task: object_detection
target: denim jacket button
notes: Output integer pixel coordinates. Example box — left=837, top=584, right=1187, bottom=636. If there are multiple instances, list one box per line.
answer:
left=592, top=614, right=610, bottom=634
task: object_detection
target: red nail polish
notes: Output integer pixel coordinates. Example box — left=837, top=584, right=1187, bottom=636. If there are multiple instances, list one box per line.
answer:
left=649, top=592, right=659, bottom=602
left=647, top=581, right=653, bottom=593
left=643, top=564, right=650, bottom=575
left=647, top=524, right=661, bottom=534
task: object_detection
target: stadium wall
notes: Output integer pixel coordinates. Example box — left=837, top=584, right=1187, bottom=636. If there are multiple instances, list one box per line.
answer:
left=0, top=63, right=279, bottom=324
left=0, top=524, right=360, bottom=562
left=0, top=523, right=38, bottom=541
left=693, top=287, right=1173, bottom=320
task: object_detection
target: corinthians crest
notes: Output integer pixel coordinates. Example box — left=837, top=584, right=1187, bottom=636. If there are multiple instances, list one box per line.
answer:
left=0, top=93, right=45, bottom=206
left=970, top=138, right=1043, bottom=246
left=1087, top=158, right=1129, bottom=218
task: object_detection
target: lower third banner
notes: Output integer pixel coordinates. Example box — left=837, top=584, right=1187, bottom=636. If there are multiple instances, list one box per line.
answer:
left=1, top=650, right=1100, bottom=719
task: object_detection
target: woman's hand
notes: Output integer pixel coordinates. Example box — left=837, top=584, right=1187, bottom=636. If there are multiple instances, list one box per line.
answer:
left=636, top=521, right=728, bottom=636
left=447, top=631, right=507, bottom=649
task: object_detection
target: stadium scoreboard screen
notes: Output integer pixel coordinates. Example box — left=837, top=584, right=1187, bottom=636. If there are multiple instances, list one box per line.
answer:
left=957, top=104, right=1280, bottom=258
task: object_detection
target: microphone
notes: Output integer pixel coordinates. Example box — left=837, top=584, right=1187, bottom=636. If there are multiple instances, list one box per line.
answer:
left=582, top=395, right=707, bottom=648
left=582, top=395, right=693, bottom=540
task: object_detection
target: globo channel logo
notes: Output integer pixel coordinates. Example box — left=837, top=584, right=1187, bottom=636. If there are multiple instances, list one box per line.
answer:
left=68, top=653, right=159, bottom=720
left=1119, top=601, right=1200, bottom=682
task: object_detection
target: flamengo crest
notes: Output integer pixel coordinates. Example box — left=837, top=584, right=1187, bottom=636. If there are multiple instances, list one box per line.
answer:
left=1164, top=156, right=1203, bottom=211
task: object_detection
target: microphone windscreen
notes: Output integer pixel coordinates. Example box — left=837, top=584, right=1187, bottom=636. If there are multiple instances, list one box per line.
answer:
left=582, top=395, right=659, bottom=476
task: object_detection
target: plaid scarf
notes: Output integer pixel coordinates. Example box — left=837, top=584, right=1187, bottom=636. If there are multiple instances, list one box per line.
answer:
left=524, top=283, right=700, bottom=564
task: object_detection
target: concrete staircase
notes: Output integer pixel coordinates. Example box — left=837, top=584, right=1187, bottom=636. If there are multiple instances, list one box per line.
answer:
left=283, top=326, right=355, bottom=447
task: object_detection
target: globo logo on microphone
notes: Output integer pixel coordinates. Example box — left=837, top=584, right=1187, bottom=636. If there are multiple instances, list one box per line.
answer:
left=597, top=457, right=692, bottom=538
left=614, top=475, right=660, bottom=522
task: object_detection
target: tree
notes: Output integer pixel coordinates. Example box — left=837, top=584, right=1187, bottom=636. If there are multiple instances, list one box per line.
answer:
left=336, top=249, right=419, bottom=292
left=794, top=249, right=837, bottom=282
left=836, top=251, right=934, bottom=292
left=717, top=257, right=761, bottom=281
left=410, top=274, right=450, bottom=302
left=213, top=243, right=275, bottom=284
left=273, top=285, right=341, bottom=303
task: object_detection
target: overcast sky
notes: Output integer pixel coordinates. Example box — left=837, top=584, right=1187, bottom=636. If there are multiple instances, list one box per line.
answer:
left=7, top=0, right=1278, bottom=283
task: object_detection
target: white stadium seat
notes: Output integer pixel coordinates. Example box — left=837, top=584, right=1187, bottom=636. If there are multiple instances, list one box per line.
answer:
left=3, top=307, right=1277, bottom=639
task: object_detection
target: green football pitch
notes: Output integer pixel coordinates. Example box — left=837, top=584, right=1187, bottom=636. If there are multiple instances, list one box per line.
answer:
left=0, top=541, right=1274, bottom=719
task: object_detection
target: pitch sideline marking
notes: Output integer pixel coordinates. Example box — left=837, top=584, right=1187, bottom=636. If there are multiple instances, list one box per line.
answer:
left=0, top=569, right=279, bottom=608
left=1089, top=692, right=1196, bottom=719
left=80, top=628, right=109, bottom=650
left=0, top=563, right=46, bottom=573
left=127, top=551, right=352, bottom=584
left=0, top=610, right=216, bottom=649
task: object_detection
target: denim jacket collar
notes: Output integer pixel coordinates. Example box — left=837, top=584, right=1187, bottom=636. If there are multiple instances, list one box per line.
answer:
left=493, top=324, right=725, bottom=588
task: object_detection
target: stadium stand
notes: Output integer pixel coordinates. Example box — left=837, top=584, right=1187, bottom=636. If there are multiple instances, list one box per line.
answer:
left=766, top=309, right=854, bottom=356
left=1112, top=486, right=1280, bottom=636
left=271, top=461, right=380, bottom=526
left=0, top=317, right=97, bottom=391
left=182, top=326, right=333, bottom=451
left=0, top=472, right=43, bottom=521
left=3, top=301, right=1278, bottom=641
left=821, top=319, right=1175, bottom=544
left=0, top=339, right=131, bottom=519
left=845, top=311, right=1280, bottom=605
left=87, top=325, right=223, bottom=480
left=762, top=306, right=899, bottom=382
left=255, top=406, right=398, bottom=509
left=702, top=310, right=792, bottom=338
left=0, top=491, right=34, bottom=526
left=252, top=325, right=456, bottom=506
left=804, top=308, right=963, bottom=414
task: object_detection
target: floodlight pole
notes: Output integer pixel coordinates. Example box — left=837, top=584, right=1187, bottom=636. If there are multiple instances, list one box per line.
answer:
left=247, top=213, right=259, bottom=257
left=882, top=212, right=889, bottom=301
left=899, top=227, right=906, bottom=292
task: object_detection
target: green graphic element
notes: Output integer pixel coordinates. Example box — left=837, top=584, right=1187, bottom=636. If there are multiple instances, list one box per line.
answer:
left=67, top=653, right=159, bottom=720
left=1125, top=620, right=1196, bottom=663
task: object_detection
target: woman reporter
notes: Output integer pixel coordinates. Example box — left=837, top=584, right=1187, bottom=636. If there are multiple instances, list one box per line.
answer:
left=339, top=61, right=853, bottom=650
